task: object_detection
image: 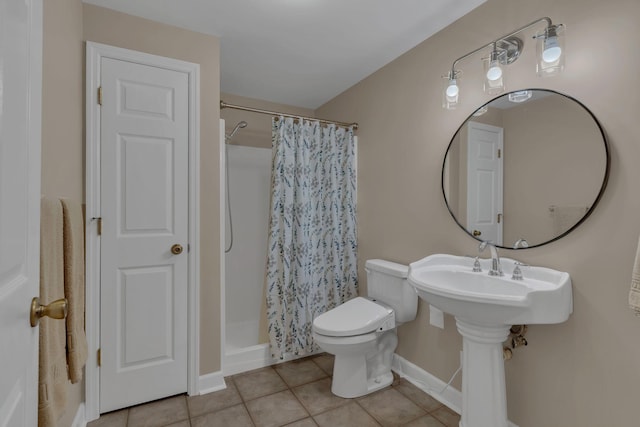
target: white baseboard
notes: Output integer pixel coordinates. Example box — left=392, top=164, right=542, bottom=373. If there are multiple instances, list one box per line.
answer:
left=392, top=354, right=519, bottom=427
left=198, top=371, right=227, bottom=395
left=70, top=402, right=86, bottom=427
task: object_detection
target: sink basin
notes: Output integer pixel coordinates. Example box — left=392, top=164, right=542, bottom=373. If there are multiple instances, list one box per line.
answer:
left=408, top=254, right=572, bottom=427
left=408, top=253, right=572, bottom=325
left=408, top=254, right=573, bottom=427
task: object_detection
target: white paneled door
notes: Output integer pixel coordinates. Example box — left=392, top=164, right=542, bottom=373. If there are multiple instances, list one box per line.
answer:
left=99, top=57, right=190, bottom=412
left=0, top=0, right=42, bottom=426
left=466, top=121, right=504, bottom=245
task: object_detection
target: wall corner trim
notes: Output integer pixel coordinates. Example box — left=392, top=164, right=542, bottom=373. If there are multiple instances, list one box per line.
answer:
left=198, top=371, right=227, bottom=395
left=391, top=354, right=519, bottom=427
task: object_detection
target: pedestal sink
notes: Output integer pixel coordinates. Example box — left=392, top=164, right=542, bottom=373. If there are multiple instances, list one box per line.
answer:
left=408, top=254, right=572, bottom=427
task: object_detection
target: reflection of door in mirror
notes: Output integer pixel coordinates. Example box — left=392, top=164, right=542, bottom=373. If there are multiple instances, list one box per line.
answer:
left=466, top=122, right=503, bottom=245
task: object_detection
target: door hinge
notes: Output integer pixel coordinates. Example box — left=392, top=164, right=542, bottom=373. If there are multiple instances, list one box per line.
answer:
left=497, top=213, right=502, bottom=224
left=97, top=86, right=103, bottom=106
left=497, top=148, right=501, bottom=158
left=97, top=217, right=102, bottom=236
left=97, top=348, right=101, bottom=367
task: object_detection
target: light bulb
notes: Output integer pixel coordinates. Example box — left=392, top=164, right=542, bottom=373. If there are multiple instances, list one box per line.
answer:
left=446, top=80, right=459, bottom=99
left=542, top=36, right=562, bottom=63
left=486, top=61, right=502, bottom=81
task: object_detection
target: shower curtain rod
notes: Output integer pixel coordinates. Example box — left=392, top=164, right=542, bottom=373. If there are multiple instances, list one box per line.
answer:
left=220, top=100, right=359, bottom=130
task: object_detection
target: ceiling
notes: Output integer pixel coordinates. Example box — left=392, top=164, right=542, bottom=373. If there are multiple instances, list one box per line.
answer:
left=83, top=0, right=486, bottom=109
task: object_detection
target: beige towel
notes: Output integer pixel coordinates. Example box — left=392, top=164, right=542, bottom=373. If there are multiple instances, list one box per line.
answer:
left=61, top=198, right=88, bottom=383
left=39, top=197, right=68, bottom=427
left=629, top=234, right=640, bottom=314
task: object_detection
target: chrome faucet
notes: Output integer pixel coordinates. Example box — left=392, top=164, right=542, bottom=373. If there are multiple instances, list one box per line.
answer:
left=478, top=241, right=503, bottom=276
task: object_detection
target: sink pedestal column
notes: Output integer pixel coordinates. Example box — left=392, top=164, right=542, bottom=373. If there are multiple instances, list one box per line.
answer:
left=456, top=319, right=511, bottom=427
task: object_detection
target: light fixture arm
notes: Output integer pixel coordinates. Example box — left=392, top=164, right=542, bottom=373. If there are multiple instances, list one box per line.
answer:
left=450, top=17, right=554, bottom=73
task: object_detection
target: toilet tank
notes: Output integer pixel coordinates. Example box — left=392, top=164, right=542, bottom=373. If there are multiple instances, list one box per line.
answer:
left=365, top=259, right=418, bottom=323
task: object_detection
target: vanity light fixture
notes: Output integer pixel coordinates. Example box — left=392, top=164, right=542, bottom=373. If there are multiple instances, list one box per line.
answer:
left=442, top=17, right=565, bottom=110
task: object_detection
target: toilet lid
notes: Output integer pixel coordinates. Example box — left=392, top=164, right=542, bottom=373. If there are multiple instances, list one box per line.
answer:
left=313, top=297, right=394, bottom=337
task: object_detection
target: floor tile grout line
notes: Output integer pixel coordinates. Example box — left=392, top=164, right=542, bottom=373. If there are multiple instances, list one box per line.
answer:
left=353, top=399, right=384, bottom=427
left=266, top=364, right=313, bottom=425
left=284, top=374, right=315, bottom=422
left=242, top=401, right=258, bottom=427
left=273, top=360, right=331, bottom=389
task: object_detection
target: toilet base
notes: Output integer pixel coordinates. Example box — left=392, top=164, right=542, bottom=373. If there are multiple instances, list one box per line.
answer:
left=317, top=330, right=398, bottom=399
left=331, top=353, right=394, bottom=398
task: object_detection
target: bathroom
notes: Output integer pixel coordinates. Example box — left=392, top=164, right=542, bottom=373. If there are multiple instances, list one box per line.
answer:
left=11, top=0, right=640, bottom=426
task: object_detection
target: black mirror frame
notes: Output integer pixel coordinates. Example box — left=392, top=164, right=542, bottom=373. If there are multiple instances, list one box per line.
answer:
left=441, top=89, right=611, bottom=250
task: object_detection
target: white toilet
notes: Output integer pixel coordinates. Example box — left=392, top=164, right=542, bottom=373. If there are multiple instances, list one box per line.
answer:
left=312, top=259, right=418, bottom=398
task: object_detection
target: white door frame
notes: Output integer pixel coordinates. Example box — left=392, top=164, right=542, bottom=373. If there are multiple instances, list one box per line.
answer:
left=466, top=121, right=503, bottom=245
left=219, top=119, right=227, bottom=375
left=85, top=42, right=200, bottom=421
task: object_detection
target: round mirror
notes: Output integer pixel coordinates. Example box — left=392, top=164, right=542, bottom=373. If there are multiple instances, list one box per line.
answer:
left=442, top=89, right=609, bottom=249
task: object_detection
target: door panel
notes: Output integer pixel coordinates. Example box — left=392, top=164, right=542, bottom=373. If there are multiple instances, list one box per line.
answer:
left=0, top=0, right=42, bottom=425
left=100, top=57, right=189, bottom=412
left=120, top=134, right=174, bottom=233
left=119, top=266, right=174, bottom=367
left=467, top=122, right=503, bottom=245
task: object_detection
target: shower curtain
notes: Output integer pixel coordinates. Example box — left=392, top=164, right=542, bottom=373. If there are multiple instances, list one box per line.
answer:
left=266, top=116, right=358, bottom=359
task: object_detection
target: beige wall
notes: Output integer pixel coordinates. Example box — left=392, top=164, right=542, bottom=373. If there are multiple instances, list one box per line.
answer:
left=317, top=0, right=640, bottom=425
left=42, top=0, right=84, bottom=200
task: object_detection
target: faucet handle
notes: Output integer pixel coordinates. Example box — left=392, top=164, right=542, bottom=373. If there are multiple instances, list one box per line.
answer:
left=472, top=257, right=482, bottom=273
left=511, top=265, right=523, bottom=280
left=464, top=255, right=483, bottom=272
left=511, top=262, right=528, bottom=280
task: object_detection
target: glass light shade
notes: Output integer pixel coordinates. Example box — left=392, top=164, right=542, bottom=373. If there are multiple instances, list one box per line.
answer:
left=508, top=90, right=533, bottom=103
left=536, top=25, right=565, bottom=77
left=486, top=61, right=503, bottom=81
left=484, top=53, right=505, bottom=95
left=443, top=77, right=459, bottom=109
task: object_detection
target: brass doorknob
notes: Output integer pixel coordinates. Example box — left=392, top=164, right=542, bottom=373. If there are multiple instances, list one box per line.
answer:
left=30, top=297, right=68, bottom=327
left=472, top=230, right=482, bottom=237
left=171, top=244, right=184, bottom=255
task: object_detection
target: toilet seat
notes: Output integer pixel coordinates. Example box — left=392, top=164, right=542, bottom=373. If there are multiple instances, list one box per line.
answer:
left=313, top=297, right=395, bottom=337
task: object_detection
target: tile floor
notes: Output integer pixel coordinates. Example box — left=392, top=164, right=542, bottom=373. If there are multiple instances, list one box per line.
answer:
left=88, top=353, right=461, bottom=427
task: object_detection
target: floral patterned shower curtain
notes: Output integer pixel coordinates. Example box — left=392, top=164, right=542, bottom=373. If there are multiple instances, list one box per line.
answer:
left=266, top=116, right=358, bottom=359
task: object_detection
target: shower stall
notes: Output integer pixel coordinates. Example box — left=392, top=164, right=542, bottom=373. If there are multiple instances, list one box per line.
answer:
left=221, top=120, right=274, bottom=375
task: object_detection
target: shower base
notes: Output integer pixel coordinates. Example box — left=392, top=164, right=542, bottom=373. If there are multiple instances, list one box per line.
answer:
left=224, top=320, right=272, bottom=376
left=224, top=343, right=273, bottom=376
left=223, top=320, right=320, bottom=375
